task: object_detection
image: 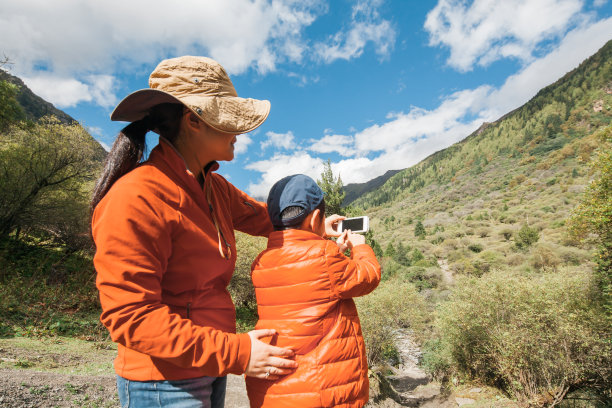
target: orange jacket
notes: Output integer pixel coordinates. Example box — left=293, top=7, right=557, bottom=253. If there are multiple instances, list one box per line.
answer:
left=91, top=139, right=272, bottom=381
left=246, top=229, right=381, bottom=407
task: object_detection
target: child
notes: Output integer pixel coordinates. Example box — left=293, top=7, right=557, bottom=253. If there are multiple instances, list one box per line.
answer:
left=245, top=174, right=381, bottom=408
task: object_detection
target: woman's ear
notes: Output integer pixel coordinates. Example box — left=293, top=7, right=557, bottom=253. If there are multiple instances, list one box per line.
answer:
left=182, top=110, right=202, bottom=133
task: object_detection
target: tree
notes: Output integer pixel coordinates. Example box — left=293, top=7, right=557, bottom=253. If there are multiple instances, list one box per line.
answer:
left=569, top=125, right=611, bottom=310
left=317, top=159, right=346, bottom=216
left=384, top=242, right=396, bottom=258
left=394, top=242, right=411, bottom=266
left=0, top=79, right=25, bottom=130
left=0, top=117, right=100, bottom=246
left=414, top=220, right=426, bottom=239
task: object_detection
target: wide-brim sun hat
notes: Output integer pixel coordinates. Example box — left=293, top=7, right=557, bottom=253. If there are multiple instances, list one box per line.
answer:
left=110, top=56, right=270, bottom=134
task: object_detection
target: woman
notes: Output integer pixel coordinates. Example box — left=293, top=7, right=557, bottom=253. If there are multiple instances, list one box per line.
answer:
left=90, top=56, right=298, bottom=407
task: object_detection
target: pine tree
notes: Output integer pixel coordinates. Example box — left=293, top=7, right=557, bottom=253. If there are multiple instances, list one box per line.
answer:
left=384, top=242, right=396, bottom=258
left=317, top=159, right=346, bottom=216
left=414, top=220, right=426, bottom=239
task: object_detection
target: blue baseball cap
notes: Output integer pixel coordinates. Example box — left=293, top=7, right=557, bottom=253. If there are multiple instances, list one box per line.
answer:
left=267, top=174, right=324, bottom=227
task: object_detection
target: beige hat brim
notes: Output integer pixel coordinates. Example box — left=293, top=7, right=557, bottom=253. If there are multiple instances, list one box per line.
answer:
left=110, top=88, right=270, bottom=134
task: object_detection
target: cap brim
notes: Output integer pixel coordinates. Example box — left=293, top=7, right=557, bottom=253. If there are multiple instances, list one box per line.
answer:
left=111, top=89, right=270, bottom=135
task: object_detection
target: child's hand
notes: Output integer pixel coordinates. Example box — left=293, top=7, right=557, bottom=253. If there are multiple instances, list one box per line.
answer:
left=346, top=230, right=365, bottom=248
left=336, top=230, right=349, bottom=252
left=324, top=214, right=345, bottom=238
left=245, top=329, right=297, bottom=380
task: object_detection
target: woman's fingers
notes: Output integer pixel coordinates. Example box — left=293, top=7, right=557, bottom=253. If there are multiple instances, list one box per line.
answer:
left=246, top=330, right=297, bottom=379
left=266, top=344, right=295, bottom=358
left=248, top=329, right=276, bottom=340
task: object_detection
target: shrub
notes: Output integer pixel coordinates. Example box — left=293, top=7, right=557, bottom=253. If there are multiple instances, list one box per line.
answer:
left=515, top=224, right=540, bottom=249
left=229, top=232, right=266, bottom=330
left=356, top=280, right=429, bottom=366
left=530, top=244, right=561, bottom=271
left=468, top=243, right=483, bottom=253
left=428, top=268, right=611, bottom=405
left=500, top=228, right=513, bottom=241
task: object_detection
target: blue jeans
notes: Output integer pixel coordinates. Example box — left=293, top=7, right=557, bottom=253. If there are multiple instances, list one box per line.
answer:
left=116, top=375, right=227, bottom=408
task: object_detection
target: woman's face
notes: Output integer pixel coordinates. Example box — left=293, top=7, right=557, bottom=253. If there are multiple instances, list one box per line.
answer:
left=198, top=125, right=237, bottom=163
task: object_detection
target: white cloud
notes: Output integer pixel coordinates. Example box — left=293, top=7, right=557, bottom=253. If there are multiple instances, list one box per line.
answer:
left=314, top=0, right=396, bottom=63
left=20, top=74, right=117, bottom=108
left=246, top=18, right=612, bottom=196
left=308, top=134, right=357, bottom=156
left=234, top=133, right=253, bottom=155
left=593, top=0, right=607, bottom=6
left=0, top=0, right=326, bottom=107
left=261, top=131, right=296, bottom=150
left=425, top=0, right=585, bottom=71
left=246, top=152, right=325, bottom=197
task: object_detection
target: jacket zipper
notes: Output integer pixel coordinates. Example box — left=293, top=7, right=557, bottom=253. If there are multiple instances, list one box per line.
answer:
left=186, top=302, right=191, bottom=319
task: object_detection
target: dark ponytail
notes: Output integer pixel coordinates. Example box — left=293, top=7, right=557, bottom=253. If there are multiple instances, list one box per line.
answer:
left=90, top=103, right=184, bottom=215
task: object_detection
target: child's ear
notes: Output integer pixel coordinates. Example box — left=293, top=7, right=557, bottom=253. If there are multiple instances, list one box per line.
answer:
left=310, top=209, right=325, bottom=236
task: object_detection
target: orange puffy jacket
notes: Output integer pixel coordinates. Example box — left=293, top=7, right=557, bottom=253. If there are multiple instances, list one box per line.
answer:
left=91, top=139, right=272, bottom=381
left=246, top=229, right=381, bottom=407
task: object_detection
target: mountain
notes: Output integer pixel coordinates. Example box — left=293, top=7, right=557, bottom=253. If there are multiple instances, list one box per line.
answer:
left=343, top=169, right=401, bottom=205
left=0, top=69, right=75, bottom=124
left=352, top=40, right=610, bottom=275
left=0, top=69, right=107, bottom=160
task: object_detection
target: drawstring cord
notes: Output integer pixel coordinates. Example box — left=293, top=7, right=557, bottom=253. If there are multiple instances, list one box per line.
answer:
left=206, top=179, right=232, bottom=260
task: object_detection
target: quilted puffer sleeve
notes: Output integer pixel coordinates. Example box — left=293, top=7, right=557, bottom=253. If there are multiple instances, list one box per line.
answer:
left=92, top=179, right=251, bottom=376
left=325, top=241, right=381, bottom=299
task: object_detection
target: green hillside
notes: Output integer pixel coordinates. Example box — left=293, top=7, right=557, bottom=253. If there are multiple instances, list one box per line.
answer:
left=348, top=41, right=611, bottom=405
left=355, top=40, right=610, bottom=265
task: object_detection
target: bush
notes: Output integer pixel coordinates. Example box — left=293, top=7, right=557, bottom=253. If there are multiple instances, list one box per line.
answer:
left=228, top=232, right=267, bottom=331
left=468, top=243, right=483, bottom=253
left=0, top=237, right=105, bottom=339
left=356, top=280, right=429, bottom=366
left=500, top=228, right=514, bottom=241
left=530, top=244, right=561, bottom=271
left=427, top=268, right=611, bottom=405
left=515, top=224, right=540, bottom=249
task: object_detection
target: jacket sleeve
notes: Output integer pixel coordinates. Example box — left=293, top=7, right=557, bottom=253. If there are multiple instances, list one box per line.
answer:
left=91, top=181, right=251, bottom=376
left=221, top=177, right=273, bottom=237
left=325, top=241, right=381, bottom=299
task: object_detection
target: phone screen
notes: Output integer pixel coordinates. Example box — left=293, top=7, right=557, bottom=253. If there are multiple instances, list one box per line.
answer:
left=341, top=217, right=365, bottom=232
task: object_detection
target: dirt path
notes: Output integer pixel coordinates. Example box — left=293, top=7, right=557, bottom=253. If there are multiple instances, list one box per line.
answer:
left=437, top=259, right=454, bottom=286
left=0, top=337, right=250, bottom=408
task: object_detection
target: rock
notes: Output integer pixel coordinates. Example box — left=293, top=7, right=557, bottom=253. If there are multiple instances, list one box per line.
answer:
left=469, top=387, right=482, bottom=393
left=455, top=397, right=476, bottom=406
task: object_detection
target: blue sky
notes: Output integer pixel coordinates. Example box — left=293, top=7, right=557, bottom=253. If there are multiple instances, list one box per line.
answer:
left=2, top=0, right=611, bottom=198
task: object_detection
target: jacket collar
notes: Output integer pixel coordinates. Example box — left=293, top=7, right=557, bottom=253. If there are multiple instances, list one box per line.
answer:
left=267, top=229, right=324, bottom=249
left=148, top=138, right=219, bottom=195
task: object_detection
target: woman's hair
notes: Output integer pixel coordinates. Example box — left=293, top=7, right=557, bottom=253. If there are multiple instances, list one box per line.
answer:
left=90, top=103, right=184, bottom=214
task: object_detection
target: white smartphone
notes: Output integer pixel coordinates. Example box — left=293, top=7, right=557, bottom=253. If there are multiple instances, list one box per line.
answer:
left=336, top=216, right=369, bottom=234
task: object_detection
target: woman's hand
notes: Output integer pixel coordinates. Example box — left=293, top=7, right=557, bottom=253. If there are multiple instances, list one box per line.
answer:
left=325, top=214, right=345, bottom=238
left=246, top=329, right=297, bottom=380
